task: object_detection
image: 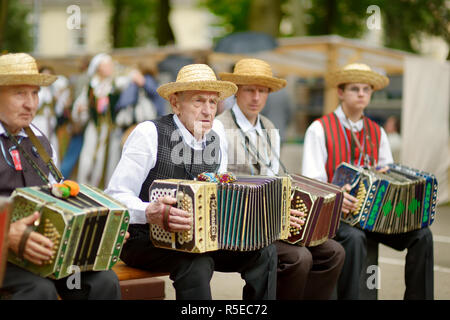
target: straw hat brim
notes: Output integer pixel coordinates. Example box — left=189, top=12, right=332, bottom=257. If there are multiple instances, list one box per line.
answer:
left=219, top=73, right=287, bottom=92
left=0, top=74, right=57, bottom=87
left=157, top=80, right=237, bottom=101
left=326, top=69, right=389, bottom=91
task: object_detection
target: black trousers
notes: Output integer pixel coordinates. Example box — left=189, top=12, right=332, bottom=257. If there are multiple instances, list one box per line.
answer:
left=335, top=223, right=434, bottom=300
left=275, top=239, right=345, bottom=300
left=2, top=263, right=121, bottom=300
left=121, top=224, right=278, bottom=300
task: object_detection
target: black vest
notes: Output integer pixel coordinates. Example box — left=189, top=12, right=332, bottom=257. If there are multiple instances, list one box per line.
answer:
left=138, top=114, right=221, bottom=202
left=0, top=128, right=53, bottom=197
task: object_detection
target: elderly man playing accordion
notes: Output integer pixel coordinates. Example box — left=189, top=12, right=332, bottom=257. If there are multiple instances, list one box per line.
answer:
left=106, top=63, right=285, bottom=300
left=302, top=63, right=434, bottom=300
left=0, top=53, right=121, bottom=299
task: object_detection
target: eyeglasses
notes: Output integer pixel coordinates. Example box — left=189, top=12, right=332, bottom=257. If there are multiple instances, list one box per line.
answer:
left=346, top=86, right=373, bottom=95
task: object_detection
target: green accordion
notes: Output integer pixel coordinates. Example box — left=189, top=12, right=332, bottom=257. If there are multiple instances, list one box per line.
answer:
left=148, top=176, right=291, bottom=253
left=8, top=184, right=130, bottom=279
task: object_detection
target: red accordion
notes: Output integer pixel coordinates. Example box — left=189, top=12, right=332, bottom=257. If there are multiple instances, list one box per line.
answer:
left=285, top=174, right=343, bottom=247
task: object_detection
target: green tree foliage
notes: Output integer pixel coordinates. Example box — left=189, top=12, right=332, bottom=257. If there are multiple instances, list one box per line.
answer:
left=109, top=0, right=156, bottom=48
left=108, top=0, right=175, bottom=48
left=377, top=0, right=449, bottom=55
left=202, top=0, right=449, bottom=57
left=199, top=0, right=252, bottom=33
left=303, top=0, right=371, bottom=38
left=0, top=0, right=32, bottom=53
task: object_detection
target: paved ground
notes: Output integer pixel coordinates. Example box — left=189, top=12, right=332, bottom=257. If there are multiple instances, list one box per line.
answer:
left=160, top=203, right=450, bottom=300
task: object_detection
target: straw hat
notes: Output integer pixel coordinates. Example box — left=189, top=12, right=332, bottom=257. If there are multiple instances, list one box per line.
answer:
left=219, top=58, right=286, bottom=92
left=326, top=63, right=389, bottom=91
left=0, top=53, right=57, bottom=86
left=157, top=64, right=237, bottom=101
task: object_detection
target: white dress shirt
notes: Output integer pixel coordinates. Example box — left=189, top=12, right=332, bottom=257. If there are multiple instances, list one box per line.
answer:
left=0, top=123, right=59, bottom=183
left=301, top=106, right=393, bottom=182
left=105, top=115, right=228, bottom=224
left=228, top=104, right=280, bottom=176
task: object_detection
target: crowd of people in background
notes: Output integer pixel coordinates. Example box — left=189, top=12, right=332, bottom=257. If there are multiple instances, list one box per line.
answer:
left=34, top=53, right=402, bottom=191
left=35, top=54, right=171, bottom=189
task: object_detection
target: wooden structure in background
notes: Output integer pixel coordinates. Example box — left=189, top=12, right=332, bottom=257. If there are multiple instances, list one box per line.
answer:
left=208, top=35, right=412, bottom=115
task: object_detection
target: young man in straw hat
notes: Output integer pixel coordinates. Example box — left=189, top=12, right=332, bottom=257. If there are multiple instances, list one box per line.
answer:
left=105, top=63, right=278, bottom=300
left=302, top=63, right=434, bottom=299
left=217, top=58, right=345, bottom=300
left=0, top=53, right=121, bottom=299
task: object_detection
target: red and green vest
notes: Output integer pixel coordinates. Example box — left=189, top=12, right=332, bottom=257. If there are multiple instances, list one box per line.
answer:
left=319, top=112, right=381, bottom=182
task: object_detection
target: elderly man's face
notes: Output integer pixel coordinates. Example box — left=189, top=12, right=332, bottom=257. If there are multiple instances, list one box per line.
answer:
left=170, top=90, right=219, bottom=139
left=235, top=85, right=270, bottom=125
left=0, top=85, right=40, bottom=134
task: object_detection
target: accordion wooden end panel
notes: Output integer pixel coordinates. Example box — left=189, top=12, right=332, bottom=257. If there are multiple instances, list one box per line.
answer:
left=148, top=176, right=291, bottom=253
left=284, top=174, right=343, bottom=247
left=332, top=162, right=438, bottom=234
left=7, top=184, right=130, bottom=279
left=149, top=180, right=218, bottom=253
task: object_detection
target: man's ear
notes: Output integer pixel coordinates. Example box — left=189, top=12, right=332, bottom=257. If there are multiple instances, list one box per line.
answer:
left=337, top=87, right=345, bottom=100
left=169, top=94, right=180, bottom=115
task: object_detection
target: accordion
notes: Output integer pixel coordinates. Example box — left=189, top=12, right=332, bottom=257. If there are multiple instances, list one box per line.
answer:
left=7, top=184, right=130, bottom=279
left=332, top=162, right=438, bottom=234
left=148, top=176, right=291, bottom=253
left=0, top=198, right=10, bottom=287
left=285, top=174, right=343, bottom=247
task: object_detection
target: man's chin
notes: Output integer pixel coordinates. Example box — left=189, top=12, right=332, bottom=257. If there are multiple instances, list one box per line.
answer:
left=20, top=119, right=33, bottom=129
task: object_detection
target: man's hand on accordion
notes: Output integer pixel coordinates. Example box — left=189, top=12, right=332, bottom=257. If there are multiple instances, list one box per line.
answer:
left=289, top=208, right=306, bottom=231
left=341, top=184, right=358, bottom=218
left=8, top=211, right=54, bottom=265
left=145, top=196, right=193, bottom=232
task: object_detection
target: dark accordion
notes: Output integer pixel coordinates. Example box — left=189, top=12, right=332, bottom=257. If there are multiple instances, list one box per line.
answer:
left=149, top=176, right=291, bottom=252
left=7, top=185, right=130, bottom=279
left=284, top=174, right=343, bottom=247
left=332, top=162, right=438, bottom=234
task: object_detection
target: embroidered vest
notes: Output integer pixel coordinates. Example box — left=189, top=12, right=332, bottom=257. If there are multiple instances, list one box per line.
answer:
left=319, top=112, right=381, bottom=182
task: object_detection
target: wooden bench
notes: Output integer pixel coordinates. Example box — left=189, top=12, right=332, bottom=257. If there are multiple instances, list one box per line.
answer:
left=112, top=261, right=169, bottom=300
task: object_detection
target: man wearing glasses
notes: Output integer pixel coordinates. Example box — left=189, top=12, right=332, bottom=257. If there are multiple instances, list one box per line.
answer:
left=302, top=63, right=434, bottom=300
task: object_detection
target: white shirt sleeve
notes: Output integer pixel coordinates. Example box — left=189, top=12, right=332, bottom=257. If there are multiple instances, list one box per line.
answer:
left=301, top=120, right=329, bottom=182
left=270, top=128, right=281, bottom=175
left=105, top=121, right=158, bottom=224
left=48, top=144, right=60, bottom=184
left=212, top=119, right=228, bottom=173
left=378, top=127, right=394, bottom=166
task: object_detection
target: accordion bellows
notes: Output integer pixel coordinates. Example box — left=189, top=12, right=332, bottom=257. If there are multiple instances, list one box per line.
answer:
left=8, top=184, right=130, bottom=279
left=149, top=176, right=291, bottom=252
left=332, top=162, right=438, bottom=234
left=285, top=174, right=343, bottom=247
